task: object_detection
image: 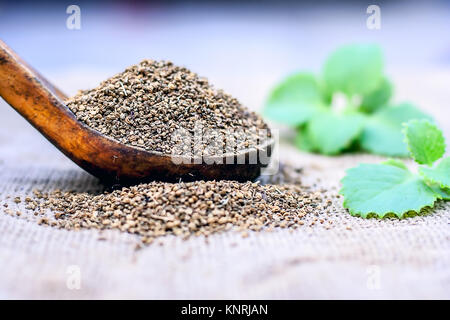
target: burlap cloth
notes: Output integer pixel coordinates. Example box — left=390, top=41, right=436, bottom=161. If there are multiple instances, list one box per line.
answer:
left=0, top=69, right=449, bottom=299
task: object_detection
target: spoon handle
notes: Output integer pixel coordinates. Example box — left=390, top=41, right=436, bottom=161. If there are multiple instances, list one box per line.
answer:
left=0, top=39, right=88, bottom=156
left=0, top=39, right=76, bottom=134
left=0, top=40, right=67, bottom=101
left=0, top=39, right=150, bottom=182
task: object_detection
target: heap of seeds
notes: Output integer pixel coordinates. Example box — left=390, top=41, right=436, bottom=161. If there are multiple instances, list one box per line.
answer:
left=66, top=60, right=270, bottom=155
left=21, top=179, right=321, bottom=244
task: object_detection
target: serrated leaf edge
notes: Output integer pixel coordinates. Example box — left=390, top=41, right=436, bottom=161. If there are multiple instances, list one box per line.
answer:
left=339, top=165, right=440, bottom=219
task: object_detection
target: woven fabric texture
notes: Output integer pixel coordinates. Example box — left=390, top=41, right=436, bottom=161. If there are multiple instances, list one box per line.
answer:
left=0, top=70, right=449, bottom=299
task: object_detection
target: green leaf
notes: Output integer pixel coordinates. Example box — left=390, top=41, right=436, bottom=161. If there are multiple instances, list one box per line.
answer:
left=430, top=185, right=450, bottom=200
left=382, top=158, right=408, bottom=169
left=305, top=111, right=365, bottom=155
left=294, top=127, right=315, bottom=152
left=419, top=157, right=450, bottom=188
left=323, top=44, right=383, bottom=96
left=403, top=119, right=445, bottom=165
left=340, top=163, right=439, bottom=218
left=360, top=77, right=393, bottom=113
left=359, top=103, right=433, bottom=156
left=263, top=73, right=325, bottom=126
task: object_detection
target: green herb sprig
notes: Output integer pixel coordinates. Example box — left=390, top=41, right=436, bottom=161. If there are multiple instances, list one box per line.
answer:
left=340, top=119, right=449, bottom=218
left=263, top=44, right=433, bottom=156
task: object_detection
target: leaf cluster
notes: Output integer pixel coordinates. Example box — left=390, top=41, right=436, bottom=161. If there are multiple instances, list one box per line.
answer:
left=340, top=119, right=449, bottom=218
left=264, top=44, right=433, bottom=156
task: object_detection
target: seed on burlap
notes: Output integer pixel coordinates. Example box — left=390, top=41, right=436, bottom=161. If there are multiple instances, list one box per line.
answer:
left=21, top=179, right=321, bottom=244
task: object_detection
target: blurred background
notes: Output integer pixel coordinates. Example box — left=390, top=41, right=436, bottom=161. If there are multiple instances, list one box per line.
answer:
left=1, top=0, right=450, bottom=153
left=1, top=0, right=449, bottom=109
left=1, top=0, right=450, bottom=299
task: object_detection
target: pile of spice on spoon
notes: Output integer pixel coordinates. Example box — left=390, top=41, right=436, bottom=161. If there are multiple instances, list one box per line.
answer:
left=66, top=60, right=271, bottom=156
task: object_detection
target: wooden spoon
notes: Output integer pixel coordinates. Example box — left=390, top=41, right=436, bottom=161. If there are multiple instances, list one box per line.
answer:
left=0, top=40, right=273, bottom=183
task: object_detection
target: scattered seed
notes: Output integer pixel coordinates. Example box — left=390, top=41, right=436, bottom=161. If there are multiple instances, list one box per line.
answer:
left=19, top=175, right=322, bottom=244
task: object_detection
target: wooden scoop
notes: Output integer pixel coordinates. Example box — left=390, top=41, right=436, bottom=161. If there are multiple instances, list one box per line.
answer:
left=0, top=40, right=273, bottom=183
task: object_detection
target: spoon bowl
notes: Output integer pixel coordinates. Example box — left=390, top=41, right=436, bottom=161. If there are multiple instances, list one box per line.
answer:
left=0, top=40, right=273, bottom=183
